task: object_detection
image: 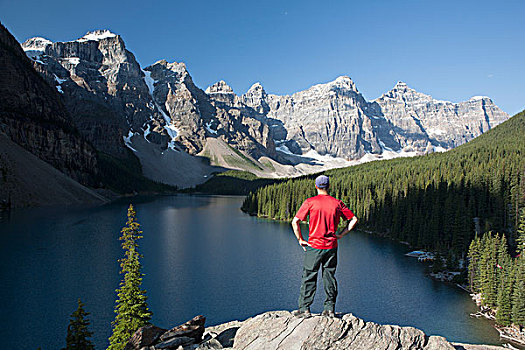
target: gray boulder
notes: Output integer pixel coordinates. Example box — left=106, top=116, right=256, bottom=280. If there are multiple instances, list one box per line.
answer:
left=231, top=311, right=454, bottom=350
left=197, top=311, right=502, bottom=350
left=124, top=325, right=167, bottom=350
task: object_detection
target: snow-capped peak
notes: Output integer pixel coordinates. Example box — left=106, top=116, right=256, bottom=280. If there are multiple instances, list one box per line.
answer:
left=21, top=37, right=52, bottom=52
left=334, top=75, right=353, bottom=83
left=248, top=82, right=264, bottom=92
left=328, top=76, right=357, bottom=91
left=394, top=81, right=408, bottom=88
left=245, top=82, right=267, bottom=97
left=77, top=30, right=117, bottom=42
left=385, top=81, right=419, bottom=96
left=386, top=82, right=452, bottom=103
left=469, top=96, right=490, bottom=101
left=205, top=80, right=234, bottom=94
left=308, top=75, right=357, bottom=93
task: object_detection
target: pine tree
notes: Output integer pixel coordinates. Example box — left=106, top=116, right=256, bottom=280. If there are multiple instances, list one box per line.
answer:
left=495, top=261, right=513, bottom=326
left=108, top=204, right=152, bottom=350
left=478, top=232, right=500, bottom=307
left=516, top=207, right=525, bottom=256
left=512, top=256, right=525, bottom=327
left=62, top=299, right=95, bottom=350
left=467, top=235, right=481, bottom=292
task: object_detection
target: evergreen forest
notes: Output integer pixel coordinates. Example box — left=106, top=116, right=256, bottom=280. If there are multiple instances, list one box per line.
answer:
left=467, top=221, right=525, bottom=329
left=242, top=110, right=525, bottom=261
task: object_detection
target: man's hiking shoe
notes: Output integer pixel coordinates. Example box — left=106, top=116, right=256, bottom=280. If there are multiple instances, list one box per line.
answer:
left=321, top=310, right=335, bottom=318
left=292, top=309, right=311, bottom=318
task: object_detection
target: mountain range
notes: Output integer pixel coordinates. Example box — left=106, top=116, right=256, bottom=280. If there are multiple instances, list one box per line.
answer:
left=0, top=24, right=510, bottom=203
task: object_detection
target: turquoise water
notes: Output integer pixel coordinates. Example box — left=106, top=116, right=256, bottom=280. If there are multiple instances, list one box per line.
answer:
left=0, top=195, right=501, bottom=349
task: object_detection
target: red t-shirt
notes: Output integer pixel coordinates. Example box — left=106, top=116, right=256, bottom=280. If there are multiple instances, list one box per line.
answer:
left=295, top=194, right=355, bottom=249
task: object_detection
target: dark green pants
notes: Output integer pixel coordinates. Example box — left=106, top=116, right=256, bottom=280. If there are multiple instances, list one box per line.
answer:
left=298, top=246, right=338, bottom=312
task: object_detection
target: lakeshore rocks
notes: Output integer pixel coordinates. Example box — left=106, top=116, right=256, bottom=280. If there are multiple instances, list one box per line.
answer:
left=226, top=311, right=454, bottom=350
left=125, top=315, right=205, bottom=350
left=160, top=315, right=206, bottom=342
left=124, top=325, right=167, bottom=350
left=127, top=311, right=509, bottom=350
left=451, top=345, right=508, bottom=350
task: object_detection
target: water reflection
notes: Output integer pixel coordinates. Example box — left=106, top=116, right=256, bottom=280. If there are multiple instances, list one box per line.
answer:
left=0, top=195, right=502, bottom=350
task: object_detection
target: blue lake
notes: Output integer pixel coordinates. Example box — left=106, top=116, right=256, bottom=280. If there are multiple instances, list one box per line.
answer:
left=0, top=195, right=501, bottom=349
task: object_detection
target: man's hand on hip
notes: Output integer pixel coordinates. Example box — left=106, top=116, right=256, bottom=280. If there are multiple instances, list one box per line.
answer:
left=298, top=238, right=310, bottom=251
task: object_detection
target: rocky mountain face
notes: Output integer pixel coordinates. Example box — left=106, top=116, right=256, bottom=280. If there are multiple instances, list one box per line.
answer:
left=21, top=29, right=167, bottom=158
left=250, top=76, right=382, bottom=159
left=18, top=28, right=509, bottom=187
left=203, top=80, right=276, bottom=160
left=0, top=134, right=106, bottom=207
left=0, top=22, right=99, bottom=186
left=241, top=78, right=509, bottom=160
left=144, top=61, right=276, bottom=160
left=22, top=30, right=278, bottom=171
left=372, top=82, right=509, bottom=151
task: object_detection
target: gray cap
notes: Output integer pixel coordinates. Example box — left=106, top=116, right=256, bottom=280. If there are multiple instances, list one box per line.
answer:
left=315, top=175, right=329, bottom=189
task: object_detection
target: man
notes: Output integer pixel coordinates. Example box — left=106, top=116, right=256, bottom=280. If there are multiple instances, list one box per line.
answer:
left=291, top=175, right=358, bottom=318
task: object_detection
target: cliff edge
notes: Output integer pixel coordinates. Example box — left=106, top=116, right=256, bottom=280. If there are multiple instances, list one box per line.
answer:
left=126, top=311, right=507, bottom=350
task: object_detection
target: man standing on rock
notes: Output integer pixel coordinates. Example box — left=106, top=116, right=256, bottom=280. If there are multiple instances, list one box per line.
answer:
left=291, top=175, right=358, bottom=318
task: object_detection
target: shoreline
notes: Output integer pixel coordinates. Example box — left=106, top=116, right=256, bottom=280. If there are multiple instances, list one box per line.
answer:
left=467, top=293, right=525, bottom=349
left=403, top=249, right=525, bottom=349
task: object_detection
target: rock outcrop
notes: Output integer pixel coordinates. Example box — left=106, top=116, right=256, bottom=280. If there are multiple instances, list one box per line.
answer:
left=21, top=29, right=166, bottom=158
left=372, top=82, right=509, bottom=150
left=209, top=311, right=455, bottom=350
left=240, top=78, right=509, bottom=160
left=125, top=315, right=206, bottom=350
left=261, top=76, right=381, bottom=159
left=21, top=30, right=281, bottom=184
left=125, top=311, right=507, bottom=350
left=0, top=22, right=99, bottom=187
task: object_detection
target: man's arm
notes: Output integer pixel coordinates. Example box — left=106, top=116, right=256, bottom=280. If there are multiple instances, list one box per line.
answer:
left=336, top=216, right=358, bottom=239
left=292, top=217, right=310, bottom=251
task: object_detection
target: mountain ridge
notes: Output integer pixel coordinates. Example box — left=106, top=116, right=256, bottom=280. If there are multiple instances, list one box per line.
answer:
left=17, top=28, right=510, bottom=189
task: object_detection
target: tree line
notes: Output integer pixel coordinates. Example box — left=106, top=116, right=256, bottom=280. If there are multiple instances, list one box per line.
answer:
left=467, top=210, right=525, bottom=328
left=242, top=110, right=525, bottom=260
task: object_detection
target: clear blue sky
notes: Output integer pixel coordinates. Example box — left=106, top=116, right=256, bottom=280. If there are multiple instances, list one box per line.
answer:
left=1, top=0, right=524, bottom=115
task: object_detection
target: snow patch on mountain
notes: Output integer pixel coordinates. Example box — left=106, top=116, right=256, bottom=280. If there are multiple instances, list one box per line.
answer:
left=378, top=139, right=395, bottom=152
left=275, top=141, right=294, bottom=155
left=426, top=127, right=446, bottom=136
left=61, top=57, right=80, bottom=65
left=205, top=121, right=217, bottom=135
left=142, top=69, right=179, bottom=150
left=302, top=149, right=350, bottom=165
left=143, top=70, right=156, bottom=95
left=123, top=131, right=138, bottom=152
left=21, top=37, right=52, bottom=52
left=470, top=96, right=490, bottom=101
left=77, top=30, right=117, bottom=42
left=53, top=75, right=66, bottom=94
